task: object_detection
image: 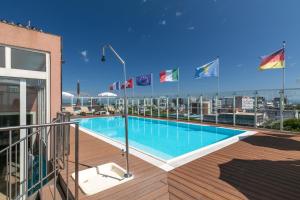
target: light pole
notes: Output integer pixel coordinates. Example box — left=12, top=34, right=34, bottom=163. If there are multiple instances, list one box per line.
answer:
left=101, top=44, right=132, bottom=178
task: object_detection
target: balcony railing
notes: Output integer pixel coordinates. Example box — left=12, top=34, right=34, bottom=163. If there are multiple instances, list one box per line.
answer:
left=63, top=88, right=300, bottom=132
left=0, top=113, right=79, bottom=200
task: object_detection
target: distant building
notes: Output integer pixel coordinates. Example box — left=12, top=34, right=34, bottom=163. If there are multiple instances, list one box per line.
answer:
left=257, top=96, right=266, bottom=109
left=203, top=112, right=264, bottom=126
left=273, top=97, right=288, bottom=108
left=221, top=97, right=233, bottom=109
left=236, top=96, right=254, bottom=111
left=191, top=100, right=212, bottom=115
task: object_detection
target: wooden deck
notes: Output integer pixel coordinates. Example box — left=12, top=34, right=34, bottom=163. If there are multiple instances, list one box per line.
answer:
left=59, top=128, right=169, bottom=200
left=60, top=127, right=300, bottom=200
left=168, top=131, right=300, bottom=200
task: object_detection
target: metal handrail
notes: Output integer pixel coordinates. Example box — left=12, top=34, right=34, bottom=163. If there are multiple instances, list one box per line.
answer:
left=0, top=121, right=77, bottom=132
left=0, top=114, right=79, bottom=200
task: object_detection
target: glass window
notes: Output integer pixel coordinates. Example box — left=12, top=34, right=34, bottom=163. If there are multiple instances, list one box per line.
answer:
left=0, top=78, right=20, bottom=127
left=11, top=48, right=46, bottom=71
left=0, top=46, right=5, bottom=67
left=26, top=79, right=46, bottom=125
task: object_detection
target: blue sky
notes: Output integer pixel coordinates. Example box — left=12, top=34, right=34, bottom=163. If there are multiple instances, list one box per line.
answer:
left=1, top=0, right=300, bottom=96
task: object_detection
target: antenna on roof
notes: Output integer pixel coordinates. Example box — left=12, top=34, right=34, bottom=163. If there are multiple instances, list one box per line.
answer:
left=26, top=20, right=31, bottom=28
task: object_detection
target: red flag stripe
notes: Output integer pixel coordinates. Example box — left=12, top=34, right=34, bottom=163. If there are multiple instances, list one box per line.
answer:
left=260, top=48, right=284, bottom=67
left=160, top=71, right=166, bottom=82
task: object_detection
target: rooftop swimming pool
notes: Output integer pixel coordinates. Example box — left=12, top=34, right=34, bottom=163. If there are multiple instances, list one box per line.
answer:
left=76, top=116, right=254, bottom=167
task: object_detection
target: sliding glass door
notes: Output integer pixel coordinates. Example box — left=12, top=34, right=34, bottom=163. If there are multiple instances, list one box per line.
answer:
left=0, top=77, right=46, bottom=198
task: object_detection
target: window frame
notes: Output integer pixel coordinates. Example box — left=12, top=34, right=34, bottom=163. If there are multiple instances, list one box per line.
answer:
left=0, top=45, right=50, bottom=124
left=10, top=46, right=47, bottom=72
left=0, top=46, right=5, bottom=68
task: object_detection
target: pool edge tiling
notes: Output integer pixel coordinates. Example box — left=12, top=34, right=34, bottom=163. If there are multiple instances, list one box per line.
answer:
left=74, top=116, right=256, bottom=171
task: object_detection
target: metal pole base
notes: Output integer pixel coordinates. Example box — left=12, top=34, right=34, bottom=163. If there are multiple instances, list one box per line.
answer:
left=124, top=173, right=132, bottom=178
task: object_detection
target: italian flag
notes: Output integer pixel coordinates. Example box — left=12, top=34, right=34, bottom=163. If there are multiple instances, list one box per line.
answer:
left=160, top=68, right=179, bottom=82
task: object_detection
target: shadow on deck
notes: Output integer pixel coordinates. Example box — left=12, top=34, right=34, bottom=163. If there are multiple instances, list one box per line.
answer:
left=168, top=132, right=300, bottom=200
left=60, top=127, right=300, bottom=200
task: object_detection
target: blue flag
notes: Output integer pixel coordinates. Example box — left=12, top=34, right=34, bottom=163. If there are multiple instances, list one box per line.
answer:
left=136, top=74, right=152, bottom=86
left=195, top=59, right=219, bottom=79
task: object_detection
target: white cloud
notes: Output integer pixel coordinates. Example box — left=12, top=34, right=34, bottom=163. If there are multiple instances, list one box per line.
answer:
left=176, top=11, right=182, bottom=17
left=128, top=27, right=133, bottom=32
left=187, top=26, right=195, bottom=30
left=159, top=20, right=167, bottom=25
left=236, top=64, right=243, bottom=68
left=80, top=50, right=89, bottom=62
left=81, top=50, right=87, bottom=57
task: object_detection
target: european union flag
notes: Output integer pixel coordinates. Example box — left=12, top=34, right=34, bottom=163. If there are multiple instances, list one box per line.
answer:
left=195, top=58, right=219, bottom=79
left=136, top=74, right=152, bottom=86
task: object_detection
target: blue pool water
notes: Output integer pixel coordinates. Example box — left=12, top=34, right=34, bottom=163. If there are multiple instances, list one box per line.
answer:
left=77, top=116, right=245, bottom=160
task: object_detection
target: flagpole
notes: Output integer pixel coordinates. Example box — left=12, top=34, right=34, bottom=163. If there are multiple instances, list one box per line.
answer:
left=132, top=77, right=135, bottom=97
left=132, top=87, right=134, bottom=97
left=150, top=74, right=154, bottom=117
left=177, top=68, right=180, bottom=96
left=282, top=41, right=286, bottom=95
left=216, top=57, right=220, bottom=124
left=151, top=73, right=154, bottom=96
left=217, top=57, right=220, bottom=96
left=280, top=41, right=286, bottom=131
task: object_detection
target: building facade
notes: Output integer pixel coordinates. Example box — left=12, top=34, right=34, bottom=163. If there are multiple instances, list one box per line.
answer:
left=0, top=21, right=62, bottom=198
left=0, top=21, right=62, bottom=126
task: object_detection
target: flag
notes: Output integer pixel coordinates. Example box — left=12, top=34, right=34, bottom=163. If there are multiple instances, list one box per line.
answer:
left=160, top=68, right=179, bottom=82
left=136, top=74, right=152, bottom=86
left=121, top=78, right=134, bottom=89
left=259, top=48, right=285, bottom=70
left=109, top=81, right=120, bottom=91
left=195, top=59, right=218, bottom=79
left=127, top=78, right=134, bottom=88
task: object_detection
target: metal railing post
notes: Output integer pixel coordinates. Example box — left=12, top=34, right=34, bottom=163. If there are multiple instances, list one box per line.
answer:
left=187, top=96, right=190, bottom=121
left=166, top=97, right=169, bottom=118
left=137, top=99, right=140, bottom=116
left=39, top=127, right=43, bottom=199
left=66, top=127, right=69, bottom=200
left=176, top=96, right=179, bottom=120
left=233, top=94, right=236, bottom=126
left=75, top=123, right=79, bottom=200
left=132, top=99, right=134, bottom=115
left=254, top=91, right=258, bottom=128
left=280, top=89, right=284, bottom=131
left=9, top=130, right=12, bottom=200
left=158, top=98, right=160, bottom=117
left=25, top=129, right=28, bottom=200
left=143, top=97, right=146, bottom=117
left=215, top=94, right=218, bottom=124
left=200, top=95, right=203, bottom=122
left=150, top=96, right=153, bottom=117
left=90, top=97, right=93, bottom=110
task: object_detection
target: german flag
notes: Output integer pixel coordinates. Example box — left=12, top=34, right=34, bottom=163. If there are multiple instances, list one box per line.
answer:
left=259, top=48, right=285, bottom=70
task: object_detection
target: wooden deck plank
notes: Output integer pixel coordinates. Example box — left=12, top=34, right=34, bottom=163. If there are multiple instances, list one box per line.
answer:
left=60, top=125, right=300, bottom=200
left=168, top=132, right=300, bottom=200
left=59, top=128, right=168, bottom=200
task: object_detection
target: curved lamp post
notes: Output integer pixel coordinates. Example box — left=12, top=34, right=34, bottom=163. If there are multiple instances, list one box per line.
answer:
left=101, top=44, right=131, bottom=178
